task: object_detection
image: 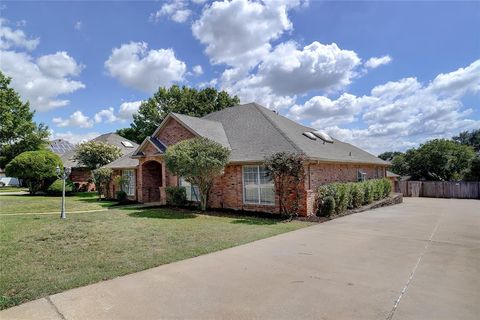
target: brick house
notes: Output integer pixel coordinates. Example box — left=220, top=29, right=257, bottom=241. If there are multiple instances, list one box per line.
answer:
left=104, top=103, right=389, bottom=216
left=61, top=133, right=138, bottom=191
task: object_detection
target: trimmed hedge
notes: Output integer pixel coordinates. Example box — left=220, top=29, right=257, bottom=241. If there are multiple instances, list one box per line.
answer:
left=317, top=178, right=392, bottom=217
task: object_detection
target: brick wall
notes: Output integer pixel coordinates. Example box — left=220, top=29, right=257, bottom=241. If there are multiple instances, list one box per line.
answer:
left=305, top=162, right=386, bottom=191
left=69, top=167, right=95, bottom=191
left=206, top=162, right=387, bottom=217
left=155, top=117, right=195, bottom=145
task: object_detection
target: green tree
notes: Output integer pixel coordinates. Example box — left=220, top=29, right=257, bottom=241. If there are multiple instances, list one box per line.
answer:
left=264, top=152, right=305, bottom=217
left=377, top=151, right=403, bottom=161
left=73, top=141, right=122, bottom=170
left=0, top=71, right=49, bottom=167
left=407, top=139, right=475, bottom=181
left=453, top=129, right=480, bottom=152
left=465, top=156, right=480, bottom=181
left=116, top=86, right=240, bottom=143
left=164, top=137, right=230, bottom=211
left=5, top=150, right=62, bottom=194
left=92, top=168, right=113, bottom=200
left=390, top=153, right=409, bottom=176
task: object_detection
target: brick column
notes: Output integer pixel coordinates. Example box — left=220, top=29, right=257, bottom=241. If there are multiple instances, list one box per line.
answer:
left=159, top=160, right=167, bottom=205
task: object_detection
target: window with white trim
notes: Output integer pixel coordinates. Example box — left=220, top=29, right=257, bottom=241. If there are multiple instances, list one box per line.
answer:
left=122, top=169, right=136, bottom=196
left=243, top=166, right=275, bottom=205
left=179, top=177, right=200, bottom=202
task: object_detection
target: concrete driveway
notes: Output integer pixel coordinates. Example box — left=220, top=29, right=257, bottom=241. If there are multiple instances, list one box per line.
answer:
left=2, top=198, right=479, bottom=320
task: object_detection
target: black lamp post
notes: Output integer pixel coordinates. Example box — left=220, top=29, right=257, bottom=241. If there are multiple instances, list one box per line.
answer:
left=56, top=166, right=71, bottom=219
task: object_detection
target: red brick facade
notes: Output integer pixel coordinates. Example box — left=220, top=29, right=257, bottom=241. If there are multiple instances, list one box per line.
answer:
left=114, top=117, right=388, bottom=216
left=69, top=167, right=95, bottom=191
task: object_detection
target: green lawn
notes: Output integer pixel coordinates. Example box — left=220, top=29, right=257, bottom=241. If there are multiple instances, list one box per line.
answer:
left=0, top=195, right=311, bottom=310
left=0, top=192, right=115, bottom=215
left=0, top=187, right=28, bottom=193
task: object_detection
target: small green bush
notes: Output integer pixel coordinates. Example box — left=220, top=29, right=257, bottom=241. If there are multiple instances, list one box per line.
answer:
left=350, top=183, right=364, bottom=208
left=318, top=196, right=335, bottom=217
left=381, top=178, right=392, bottom=197
left=372, top=180, right=384, bottom=201
left=46, top=179, right=74, bottom=196
left=362, top=180, right=374, bottom=205
left=116, top=190, right=128, bottom=203
left=166, top=186, right=187, bottom=206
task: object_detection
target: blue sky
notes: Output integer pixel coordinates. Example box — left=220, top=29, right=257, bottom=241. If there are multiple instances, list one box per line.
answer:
left=1, top=0, right=479, bottom=154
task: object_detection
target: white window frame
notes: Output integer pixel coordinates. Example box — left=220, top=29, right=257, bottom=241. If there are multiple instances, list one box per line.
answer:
left=242, top=165, right=275, bottom=206
left=122, top=169, right=136, bottom=196
left=179, top=177, right=200, bottom=202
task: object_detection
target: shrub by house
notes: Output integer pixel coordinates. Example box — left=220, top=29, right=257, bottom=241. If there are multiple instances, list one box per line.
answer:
left=317, top=178, right=392, bottom=217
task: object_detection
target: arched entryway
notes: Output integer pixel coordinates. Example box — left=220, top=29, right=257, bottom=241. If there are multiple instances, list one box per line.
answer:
left=141, top=160, right=162, bottom=202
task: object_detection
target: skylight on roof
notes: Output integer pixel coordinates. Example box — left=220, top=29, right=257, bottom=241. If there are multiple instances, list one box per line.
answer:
left=312, top=131, right=334, bottom=144
left=302, top=132, right=317, bottom=140
left=122, top=141, right=134, bottom=148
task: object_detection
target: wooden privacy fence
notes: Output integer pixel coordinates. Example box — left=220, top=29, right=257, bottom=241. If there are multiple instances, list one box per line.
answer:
left=397, top=181, right=480, bottom=199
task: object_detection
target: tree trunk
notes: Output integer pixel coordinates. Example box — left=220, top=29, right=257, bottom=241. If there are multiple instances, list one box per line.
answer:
left=200, top=193, right=208, bottom=211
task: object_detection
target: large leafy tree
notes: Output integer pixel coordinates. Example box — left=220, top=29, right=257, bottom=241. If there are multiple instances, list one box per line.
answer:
left=407, top=139, right=475, bottom=181
left=116, top=86, right=240, bottom=143
left=453, top=129, right=480, bottom=152
left=165, top=137, right=230, bottom=211
left=73, top=141, right=122, bottom=170
left=6, top=150, right=62, bottom=194
left=0, top=71, right=49, bottom=167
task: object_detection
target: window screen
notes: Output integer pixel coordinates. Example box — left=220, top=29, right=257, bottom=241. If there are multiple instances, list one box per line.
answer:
left=243, top=166, right=274, bottom=205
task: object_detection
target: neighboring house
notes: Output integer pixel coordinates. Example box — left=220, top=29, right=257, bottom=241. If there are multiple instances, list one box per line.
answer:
left=61, top=133, right=138, bottom=191
left=49, top=139, right=75, bottom=155
left=105, top=103, right=389, bottom=216
left=386, top=170, right=400, bottom=192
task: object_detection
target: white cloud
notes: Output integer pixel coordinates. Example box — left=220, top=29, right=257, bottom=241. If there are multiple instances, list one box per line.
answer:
left=364, top=55, right=392, bottom=69
left=94, top=107, right=117, bottom=123
left=53, top=111, right=93, bottom=128
left=192, top=64, right=203, bottom=75
left=295, top=59, right=480, bottom=154
left=254, top=41, right=361, bottom=95
left=74, top=21, right=82, bottom=31
left=220, top=40, right=360, bottom=110
left=0, top=21, right=85, bottom=111
left=118, top=101, right=143, bottom=120
left=428, top=59, right=480, bottom=97
left=105, top=41, right=186, bottom=92
left=192, top=0, right=304, bottom=68
left=0, top=18, right=39, bottom=51
left=36, top=51, right=83, bottom=78
left=0, top=50, right=85, bottom=111
left=150, top=0, right=192, bottom=23
left=289, top=93, right=365, bottom=126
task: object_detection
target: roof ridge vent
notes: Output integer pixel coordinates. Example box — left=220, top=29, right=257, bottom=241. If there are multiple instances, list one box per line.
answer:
left=312, top=130, right=334, bottom=144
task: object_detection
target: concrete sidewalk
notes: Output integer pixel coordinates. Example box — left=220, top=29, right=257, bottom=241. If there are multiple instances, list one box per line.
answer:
left=2, top=198, right=479, bottom=320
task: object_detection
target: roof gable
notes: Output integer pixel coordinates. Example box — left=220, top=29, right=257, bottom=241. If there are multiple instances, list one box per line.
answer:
left=152, top=113, right=230, bottom=148
left=132, top=137, right=166, bottom=157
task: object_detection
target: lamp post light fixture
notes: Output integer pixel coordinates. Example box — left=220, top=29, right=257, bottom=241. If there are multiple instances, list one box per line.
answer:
left=56, top=166, right=71, bottom=219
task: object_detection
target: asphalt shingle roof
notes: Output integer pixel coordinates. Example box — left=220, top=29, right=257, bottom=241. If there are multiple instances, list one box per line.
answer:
left=61, top=133, right=139, bottom=168
left=203, top=103, right=388, bottom=165
left=103, top=151, right=138, bottom=169
left=171, top=113, right=230, bottom=148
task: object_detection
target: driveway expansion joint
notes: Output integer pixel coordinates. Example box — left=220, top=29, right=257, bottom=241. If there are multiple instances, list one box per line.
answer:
left=45, top=296, right=67, bottom=320
left=385, top=215, right=442, bottom=320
